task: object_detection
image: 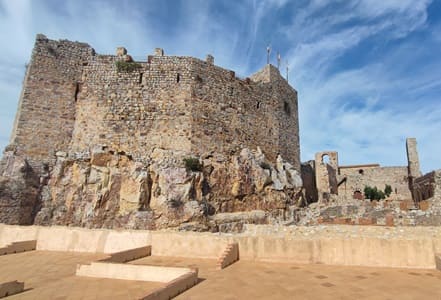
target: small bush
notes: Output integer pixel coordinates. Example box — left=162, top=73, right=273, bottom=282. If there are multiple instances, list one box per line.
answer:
left=183, top=157, right=203, bottom=172
left=364, top=185, right=386, bottom=201
left=115, top=61, right=142, bottom=72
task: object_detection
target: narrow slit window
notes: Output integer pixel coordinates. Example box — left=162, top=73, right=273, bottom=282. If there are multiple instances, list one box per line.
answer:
left=74, top=83, right=80, bottom=102
left=177, top=73, right=180, bottom=83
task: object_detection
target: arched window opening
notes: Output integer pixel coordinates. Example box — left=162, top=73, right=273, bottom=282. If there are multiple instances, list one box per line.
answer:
left=74, top=83, right=80, bottom=102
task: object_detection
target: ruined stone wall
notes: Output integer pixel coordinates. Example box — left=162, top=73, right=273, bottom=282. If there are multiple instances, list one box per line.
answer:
left=314, top=151, right=338, bottom=201
left=433, top=170, right=441, bottom=210
left=70, top=54, right=193, bottom=159
left=301, top=161, right=317, bottom=203
left=413, top=171, right=435, bottom=202
left=338, top=165, right=379, bottom=176
left=413, top=170, right=441, bottom=206
left=406, top=138, right=422, bottom=179
left=9, top=34, right=94, bottom=170
left=337, top=166, right=411, bottom=199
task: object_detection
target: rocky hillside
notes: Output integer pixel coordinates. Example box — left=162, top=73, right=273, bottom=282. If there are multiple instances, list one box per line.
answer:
left=0, top=147, right=303, bottom=232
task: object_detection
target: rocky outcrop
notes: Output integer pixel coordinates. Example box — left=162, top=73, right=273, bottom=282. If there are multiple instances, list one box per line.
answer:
left=0, top=150, right=41, bottom=225
left=20, top=147, right=301, bottom=231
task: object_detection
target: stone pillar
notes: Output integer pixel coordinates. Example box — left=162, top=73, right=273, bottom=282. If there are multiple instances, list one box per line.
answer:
left=314, top=151, right=339, bottom=203
left=206, top=54, right=214, bottom=65
left=406, top=138, right=422, bottom=202
left=154, top=48, right=164, bottom=56
left=406, top=138, right=421, bottom=178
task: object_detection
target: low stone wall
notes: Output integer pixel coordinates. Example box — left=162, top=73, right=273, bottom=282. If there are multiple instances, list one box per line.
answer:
left=0, top=225, right=152, bottom=253
left=0, top=281, right=24, bottom=298
left=1, top=224, right=441, bottom=269
left=141, top=271, right=199, bottom=300
left=76, top=262, right=193, bottom=282
left=99, top=246, right=151, bottom=263
left=151, top=231, right=227, bottom=258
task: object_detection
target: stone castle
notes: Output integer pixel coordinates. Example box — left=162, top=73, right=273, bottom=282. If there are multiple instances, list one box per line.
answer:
left=9, top=34, right=300, bottom=171
left=1, top=35, right=441, bottom=300
left=0, top=34, right=302, bottom=230
left=0, top=34, right=440, bottom=231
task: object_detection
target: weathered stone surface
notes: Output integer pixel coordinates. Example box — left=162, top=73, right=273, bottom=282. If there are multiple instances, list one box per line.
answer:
left=26, top=147, right=301, bottom=231
left=310, top=143, right=418, bottom=204
left=0, top=34, right=302, bottom=230
left=0, top=153, right=40, bottom=225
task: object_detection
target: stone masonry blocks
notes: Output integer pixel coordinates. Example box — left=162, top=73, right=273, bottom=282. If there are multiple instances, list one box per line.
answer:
left=8, top=34, right=300, bottom=173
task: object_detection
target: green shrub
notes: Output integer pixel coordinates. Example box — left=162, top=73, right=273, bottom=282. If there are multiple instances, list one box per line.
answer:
left=364, top=185, right=387, bottom=200
left=115, top=61, right=142, bottom=72
left=183, top=157, right=203, bottom=172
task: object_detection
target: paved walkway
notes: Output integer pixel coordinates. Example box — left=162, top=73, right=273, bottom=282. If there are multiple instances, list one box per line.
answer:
left=133, top=255, right=441, bottom=300
left=2, top=251, right=441, bottom=299
left=179, top=261, right=441, bottom=300
left=0, top=251, right=161, bottom=299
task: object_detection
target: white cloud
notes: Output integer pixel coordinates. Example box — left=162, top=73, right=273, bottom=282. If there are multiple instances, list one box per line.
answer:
left=276, top=0, right=438, bottom=173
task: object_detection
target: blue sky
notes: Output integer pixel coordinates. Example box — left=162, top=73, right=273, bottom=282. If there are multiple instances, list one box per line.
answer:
left=0, top=0, right=440, bottom=173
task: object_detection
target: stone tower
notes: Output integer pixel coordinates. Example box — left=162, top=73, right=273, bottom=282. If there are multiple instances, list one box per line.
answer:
left=406, top=138, right=422, bottom=201
left=6, top=35, right=300, bottom=172
left=406, top=138, right=422, bottom=179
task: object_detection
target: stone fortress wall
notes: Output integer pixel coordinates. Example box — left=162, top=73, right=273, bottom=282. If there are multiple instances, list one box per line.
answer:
left=9, top=34, right=94, bottom=171
left=10, top=34, right=300, bottom=171
left=71, top=52, right=194, bottom=159
left=0, top=34, right=302, bottom=229
left=190, top=59, right=300, bottom=168
left=337, top=166, right=410, bottom=199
